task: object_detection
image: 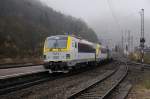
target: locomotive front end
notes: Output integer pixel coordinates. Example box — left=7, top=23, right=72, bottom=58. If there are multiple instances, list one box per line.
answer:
left=43, top=35, right=72, bottom=72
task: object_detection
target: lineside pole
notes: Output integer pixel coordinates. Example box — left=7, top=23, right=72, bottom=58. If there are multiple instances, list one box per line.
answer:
left=140, top=9, right=145, bottom=63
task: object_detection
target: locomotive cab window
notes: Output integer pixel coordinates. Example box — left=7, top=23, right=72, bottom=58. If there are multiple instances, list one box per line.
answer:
left=47, top=37, right=67, bottom=48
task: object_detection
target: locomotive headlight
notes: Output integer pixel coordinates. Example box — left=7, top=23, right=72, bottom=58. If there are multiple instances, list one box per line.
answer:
left=66, top=54, right=70, bottom=59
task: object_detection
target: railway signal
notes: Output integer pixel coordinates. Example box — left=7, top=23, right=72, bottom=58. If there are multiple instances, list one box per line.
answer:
left=139, top=8, right=145, bottom=63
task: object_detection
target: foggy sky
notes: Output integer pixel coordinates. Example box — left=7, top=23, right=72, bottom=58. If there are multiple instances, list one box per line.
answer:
left=40, top=0, right=150, bottom=47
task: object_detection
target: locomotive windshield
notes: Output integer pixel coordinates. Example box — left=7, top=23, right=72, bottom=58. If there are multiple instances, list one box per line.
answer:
left=47, top=37, right=67, bottom=48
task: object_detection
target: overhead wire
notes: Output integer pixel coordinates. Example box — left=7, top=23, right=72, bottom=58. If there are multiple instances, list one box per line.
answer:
left=106, top=0, right=122, bottom=31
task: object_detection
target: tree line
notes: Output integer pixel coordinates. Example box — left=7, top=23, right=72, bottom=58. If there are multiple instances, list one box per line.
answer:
left=0, top=0, right=98, bottom=58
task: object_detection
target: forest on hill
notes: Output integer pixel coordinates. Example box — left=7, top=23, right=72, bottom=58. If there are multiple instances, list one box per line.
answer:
left=0, top=0, right=98, bottom=58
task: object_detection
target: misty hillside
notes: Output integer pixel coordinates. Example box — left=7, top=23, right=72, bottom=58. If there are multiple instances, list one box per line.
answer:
left=0, top=0, right=98, bottom=58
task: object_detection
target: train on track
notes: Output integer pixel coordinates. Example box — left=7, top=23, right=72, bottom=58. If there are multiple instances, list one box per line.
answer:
left=43, top=35, right=112, bottom=73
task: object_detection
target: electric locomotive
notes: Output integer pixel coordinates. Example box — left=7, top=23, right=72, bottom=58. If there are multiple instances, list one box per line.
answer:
left=43, top=35, right=109, bottom=73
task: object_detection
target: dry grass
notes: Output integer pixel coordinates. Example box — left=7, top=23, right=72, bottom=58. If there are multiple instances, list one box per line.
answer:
left=128, top=52, right=150, bottom=64
left=128, top=52, right=137, bottom=61
left=142, top=72, right=150, bottom=90
left=143, top=53, right=150, bottom=64
left=143, top=79, right=150, bottom=89
left=127, top=71, right=150, bottom=99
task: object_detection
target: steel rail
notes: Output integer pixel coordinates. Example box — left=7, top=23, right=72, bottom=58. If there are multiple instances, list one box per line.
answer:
left=0, top=72, right=50, bottom=95
left=68, top=62, right=128, bottom=99
left=101, top=63, right=128, bottom=99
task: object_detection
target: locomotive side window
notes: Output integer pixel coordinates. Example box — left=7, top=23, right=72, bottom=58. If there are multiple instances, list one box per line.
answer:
left=72, top=42, right=74, bottom=47
left=101, top=48, right=107, bottom=53
left=78, top=43, right=95, bottom=53
left=75, top=42, right=77, bottom=48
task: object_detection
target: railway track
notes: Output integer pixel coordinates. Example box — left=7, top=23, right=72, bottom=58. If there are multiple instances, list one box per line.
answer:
left=127, top=61, right=150, bottom=69
left=0, top=71, right=50, bottom=95
left=117, top=57, right=150, bottom=69
left=0, top=62, right=109, bottom=95
left=68, top=62, right=128, bottom=99
left=0, top=64, right=49, bottom=95
left=0, top=67, right=83, bottom=95
left=0, top=62, right=117, bottom=98
left=1, top=61, right=129, bottom=99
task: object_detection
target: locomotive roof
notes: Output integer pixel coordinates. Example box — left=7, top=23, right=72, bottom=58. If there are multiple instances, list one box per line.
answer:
left=46, top=35, right=97, bottom=46
left=47, top=35, right=68, bottom=38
